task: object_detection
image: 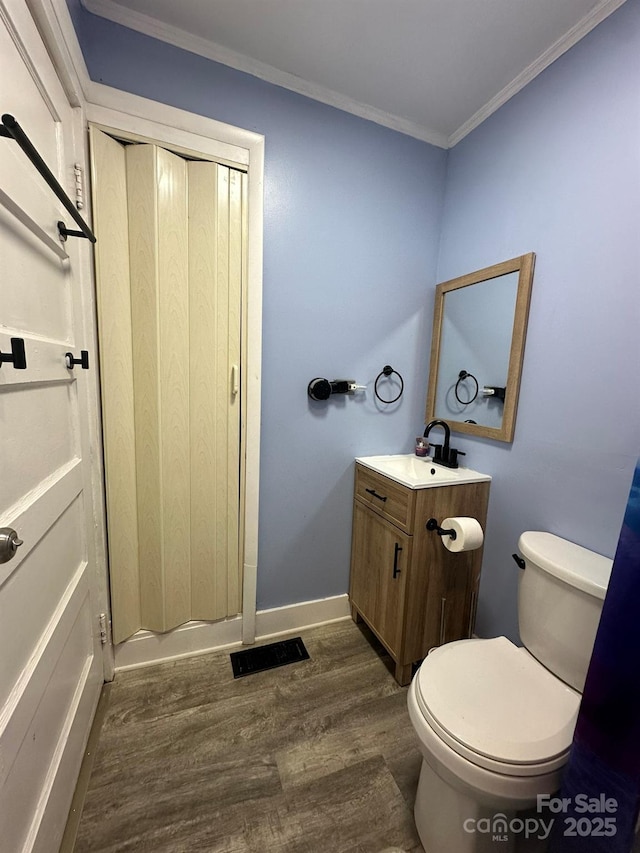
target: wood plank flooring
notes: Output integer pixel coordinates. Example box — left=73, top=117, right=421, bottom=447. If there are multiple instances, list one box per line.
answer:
left=68, top=620, right=426, bottom=853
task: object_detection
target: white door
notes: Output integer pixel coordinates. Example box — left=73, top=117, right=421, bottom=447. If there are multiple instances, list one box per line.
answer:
left=0, top=2, right=105, bottom=851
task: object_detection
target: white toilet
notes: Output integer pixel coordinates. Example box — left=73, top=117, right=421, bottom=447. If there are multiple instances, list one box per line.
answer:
left=407, top=531, right=613, bottom=852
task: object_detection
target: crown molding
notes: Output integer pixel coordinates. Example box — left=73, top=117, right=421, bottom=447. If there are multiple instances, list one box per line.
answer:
left=81, top=0, right=627, bottom=151
left=81, top=0, right=449, bottom=148
left=448, top=0, right=629, bottom=147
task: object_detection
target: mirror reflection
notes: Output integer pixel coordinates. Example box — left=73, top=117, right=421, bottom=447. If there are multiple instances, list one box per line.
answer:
left=426, top=254, right=535, bottom=443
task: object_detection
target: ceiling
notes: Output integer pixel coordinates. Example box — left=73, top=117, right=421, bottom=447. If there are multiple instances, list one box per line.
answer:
left=81, top=0, right=626, bottom=148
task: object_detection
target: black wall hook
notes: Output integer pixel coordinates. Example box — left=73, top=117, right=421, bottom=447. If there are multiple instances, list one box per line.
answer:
left=0, top=338, right=27, bottom=369
left=426, top=517, right=457, bottom=541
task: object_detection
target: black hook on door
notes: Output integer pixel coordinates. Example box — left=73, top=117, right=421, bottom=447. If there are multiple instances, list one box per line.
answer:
left=65, top=350, right=89, bottom=370
left=0, top=338, right=27, bottom=369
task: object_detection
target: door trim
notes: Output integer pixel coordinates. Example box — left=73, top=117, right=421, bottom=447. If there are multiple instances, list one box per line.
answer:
left=28, top=0, right=264, bottom=646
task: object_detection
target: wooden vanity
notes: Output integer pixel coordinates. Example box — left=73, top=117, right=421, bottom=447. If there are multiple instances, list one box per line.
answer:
left=349, top=459, right=490, bottom=685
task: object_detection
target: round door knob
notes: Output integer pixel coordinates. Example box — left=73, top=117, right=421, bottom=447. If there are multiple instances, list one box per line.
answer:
left=0, top=528, right=24, bottom=564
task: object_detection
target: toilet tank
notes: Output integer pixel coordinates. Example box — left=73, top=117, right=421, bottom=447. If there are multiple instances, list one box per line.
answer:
left=517, top=532, right=613, bottom=692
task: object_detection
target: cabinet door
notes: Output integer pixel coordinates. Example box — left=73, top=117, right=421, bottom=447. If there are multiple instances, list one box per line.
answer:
left=350, top=501, right=411, bottom=659
left=409, top=480, right=490, bottom=657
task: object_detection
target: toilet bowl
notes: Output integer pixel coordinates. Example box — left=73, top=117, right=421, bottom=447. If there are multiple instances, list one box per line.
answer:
left=407, top=532, right=613, bottom=852
left=407, top=637, right=579, bottom=852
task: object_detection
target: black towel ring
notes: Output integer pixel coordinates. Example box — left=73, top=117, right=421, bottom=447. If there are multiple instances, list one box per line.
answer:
left=455, top=370, right=479, bottom=405
left=374, top=365, right=404, bottom=404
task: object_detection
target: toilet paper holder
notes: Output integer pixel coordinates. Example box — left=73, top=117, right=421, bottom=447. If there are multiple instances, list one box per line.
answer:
left=426, top=518, right=457, bottom=541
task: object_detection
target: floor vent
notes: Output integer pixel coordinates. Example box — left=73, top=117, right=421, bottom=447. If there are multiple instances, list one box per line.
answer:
left=230, top=637, right=310, bottom=678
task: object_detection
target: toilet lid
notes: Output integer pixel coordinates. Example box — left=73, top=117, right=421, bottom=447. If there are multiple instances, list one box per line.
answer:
left=415, top=637, right=581, bottom=767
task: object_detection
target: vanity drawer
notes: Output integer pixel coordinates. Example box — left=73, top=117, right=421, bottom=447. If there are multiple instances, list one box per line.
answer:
left=355, top=464, right=415, bottom=532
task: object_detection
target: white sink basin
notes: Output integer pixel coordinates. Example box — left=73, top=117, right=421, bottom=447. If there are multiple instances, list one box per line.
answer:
left=356, top=454, right=491, bottom=490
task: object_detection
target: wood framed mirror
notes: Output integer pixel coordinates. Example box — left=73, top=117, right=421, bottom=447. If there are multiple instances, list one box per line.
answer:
left=426, top=253, right=535, bottom=443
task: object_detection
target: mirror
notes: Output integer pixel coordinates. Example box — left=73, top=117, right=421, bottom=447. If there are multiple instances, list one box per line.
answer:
left=426, top=253, right=535, bottom=443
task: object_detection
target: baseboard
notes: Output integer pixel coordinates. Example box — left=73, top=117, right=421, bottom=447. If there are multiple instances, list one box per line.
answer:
left=255, top=594, right=350, bottom=641
left=114, top=594, right=351, bottom=671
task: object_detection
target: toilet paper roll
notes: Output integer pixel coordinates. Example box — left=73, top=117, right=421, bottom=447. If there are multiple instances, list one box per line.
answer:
left=441, top=517, right=484, bottom=553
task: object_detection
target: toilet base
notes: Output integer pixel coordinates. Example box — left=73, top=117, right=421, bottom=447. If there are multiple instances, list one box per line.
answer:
left=415, top=758, right=516, bottom=852
left=414, top=759, right=554, bottom=853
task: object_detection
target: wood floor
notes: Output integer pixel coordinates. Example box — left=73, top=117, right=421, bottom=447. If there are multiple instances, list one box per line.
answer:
left=67, top=619, right=426, bottom=853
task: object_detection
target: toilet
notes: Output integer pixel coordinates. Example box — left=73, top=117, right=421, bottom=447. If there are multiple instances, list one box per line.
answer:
left=407, top=531, right=613, bottom=852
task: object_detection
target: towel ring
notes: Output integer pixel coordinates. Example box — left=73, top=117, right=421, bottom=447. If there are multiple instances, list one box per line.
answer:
left=374, top=365, right=404, bottom=404
left=455, top=370, right=479, bottom=405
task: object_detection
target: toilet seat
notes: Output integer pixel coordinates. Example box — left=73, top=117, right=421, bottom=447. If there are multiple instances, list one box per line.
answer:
left=414, top=636, right=581, bottom=777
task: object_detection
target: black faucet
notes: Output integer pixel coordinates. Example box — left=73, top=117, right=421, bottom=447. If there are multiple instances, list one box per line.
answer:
left=423, top=419, right=465, bottom=468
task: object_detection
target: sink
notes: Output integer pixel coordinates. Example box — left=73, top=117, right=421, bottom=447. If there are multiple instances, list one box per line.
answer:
left=355, top=454, right=491, bottom=490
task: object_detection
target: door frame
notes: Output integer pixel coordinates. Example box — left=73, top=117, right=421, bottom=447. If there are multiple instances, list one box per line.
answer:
left=27, top=0, right=264, bottom=650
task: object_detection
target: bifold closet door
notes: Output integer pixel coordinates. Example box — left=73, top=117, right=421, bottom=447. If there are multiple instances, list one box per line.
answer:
left=90, top=128, right=243, bottom=643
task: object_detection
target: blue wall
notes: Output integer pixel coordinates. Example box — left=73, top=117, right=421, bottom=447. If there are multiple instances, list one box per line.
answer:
left=67, top=0, right=640, bottom=638
left=436, top=0, right=640, bottom=639
left=66, top=1, right=448, bottom=610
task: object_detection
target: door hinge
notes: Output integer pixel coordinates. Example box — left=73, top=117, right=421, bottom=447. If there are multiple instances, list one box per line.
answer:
left=74, top=163, right=84, bottom=210
left=99, top=613, right=108, bottom=645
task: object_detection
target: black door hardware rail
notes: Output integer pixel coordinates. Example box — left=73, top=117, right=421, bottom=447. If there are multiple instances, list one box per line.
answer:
left=0, top=114, right=96, bottom=244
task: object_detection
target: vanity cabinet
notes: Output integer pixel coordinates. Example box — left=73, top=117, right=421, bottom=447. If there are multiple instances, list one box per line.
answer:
left=349, top=462, right=490, bottom=685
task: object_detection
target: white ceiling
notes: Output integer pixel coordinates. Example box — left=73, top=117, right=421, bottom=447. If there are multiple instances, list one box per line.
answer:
left=82, top=0, right=627, bottom=147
